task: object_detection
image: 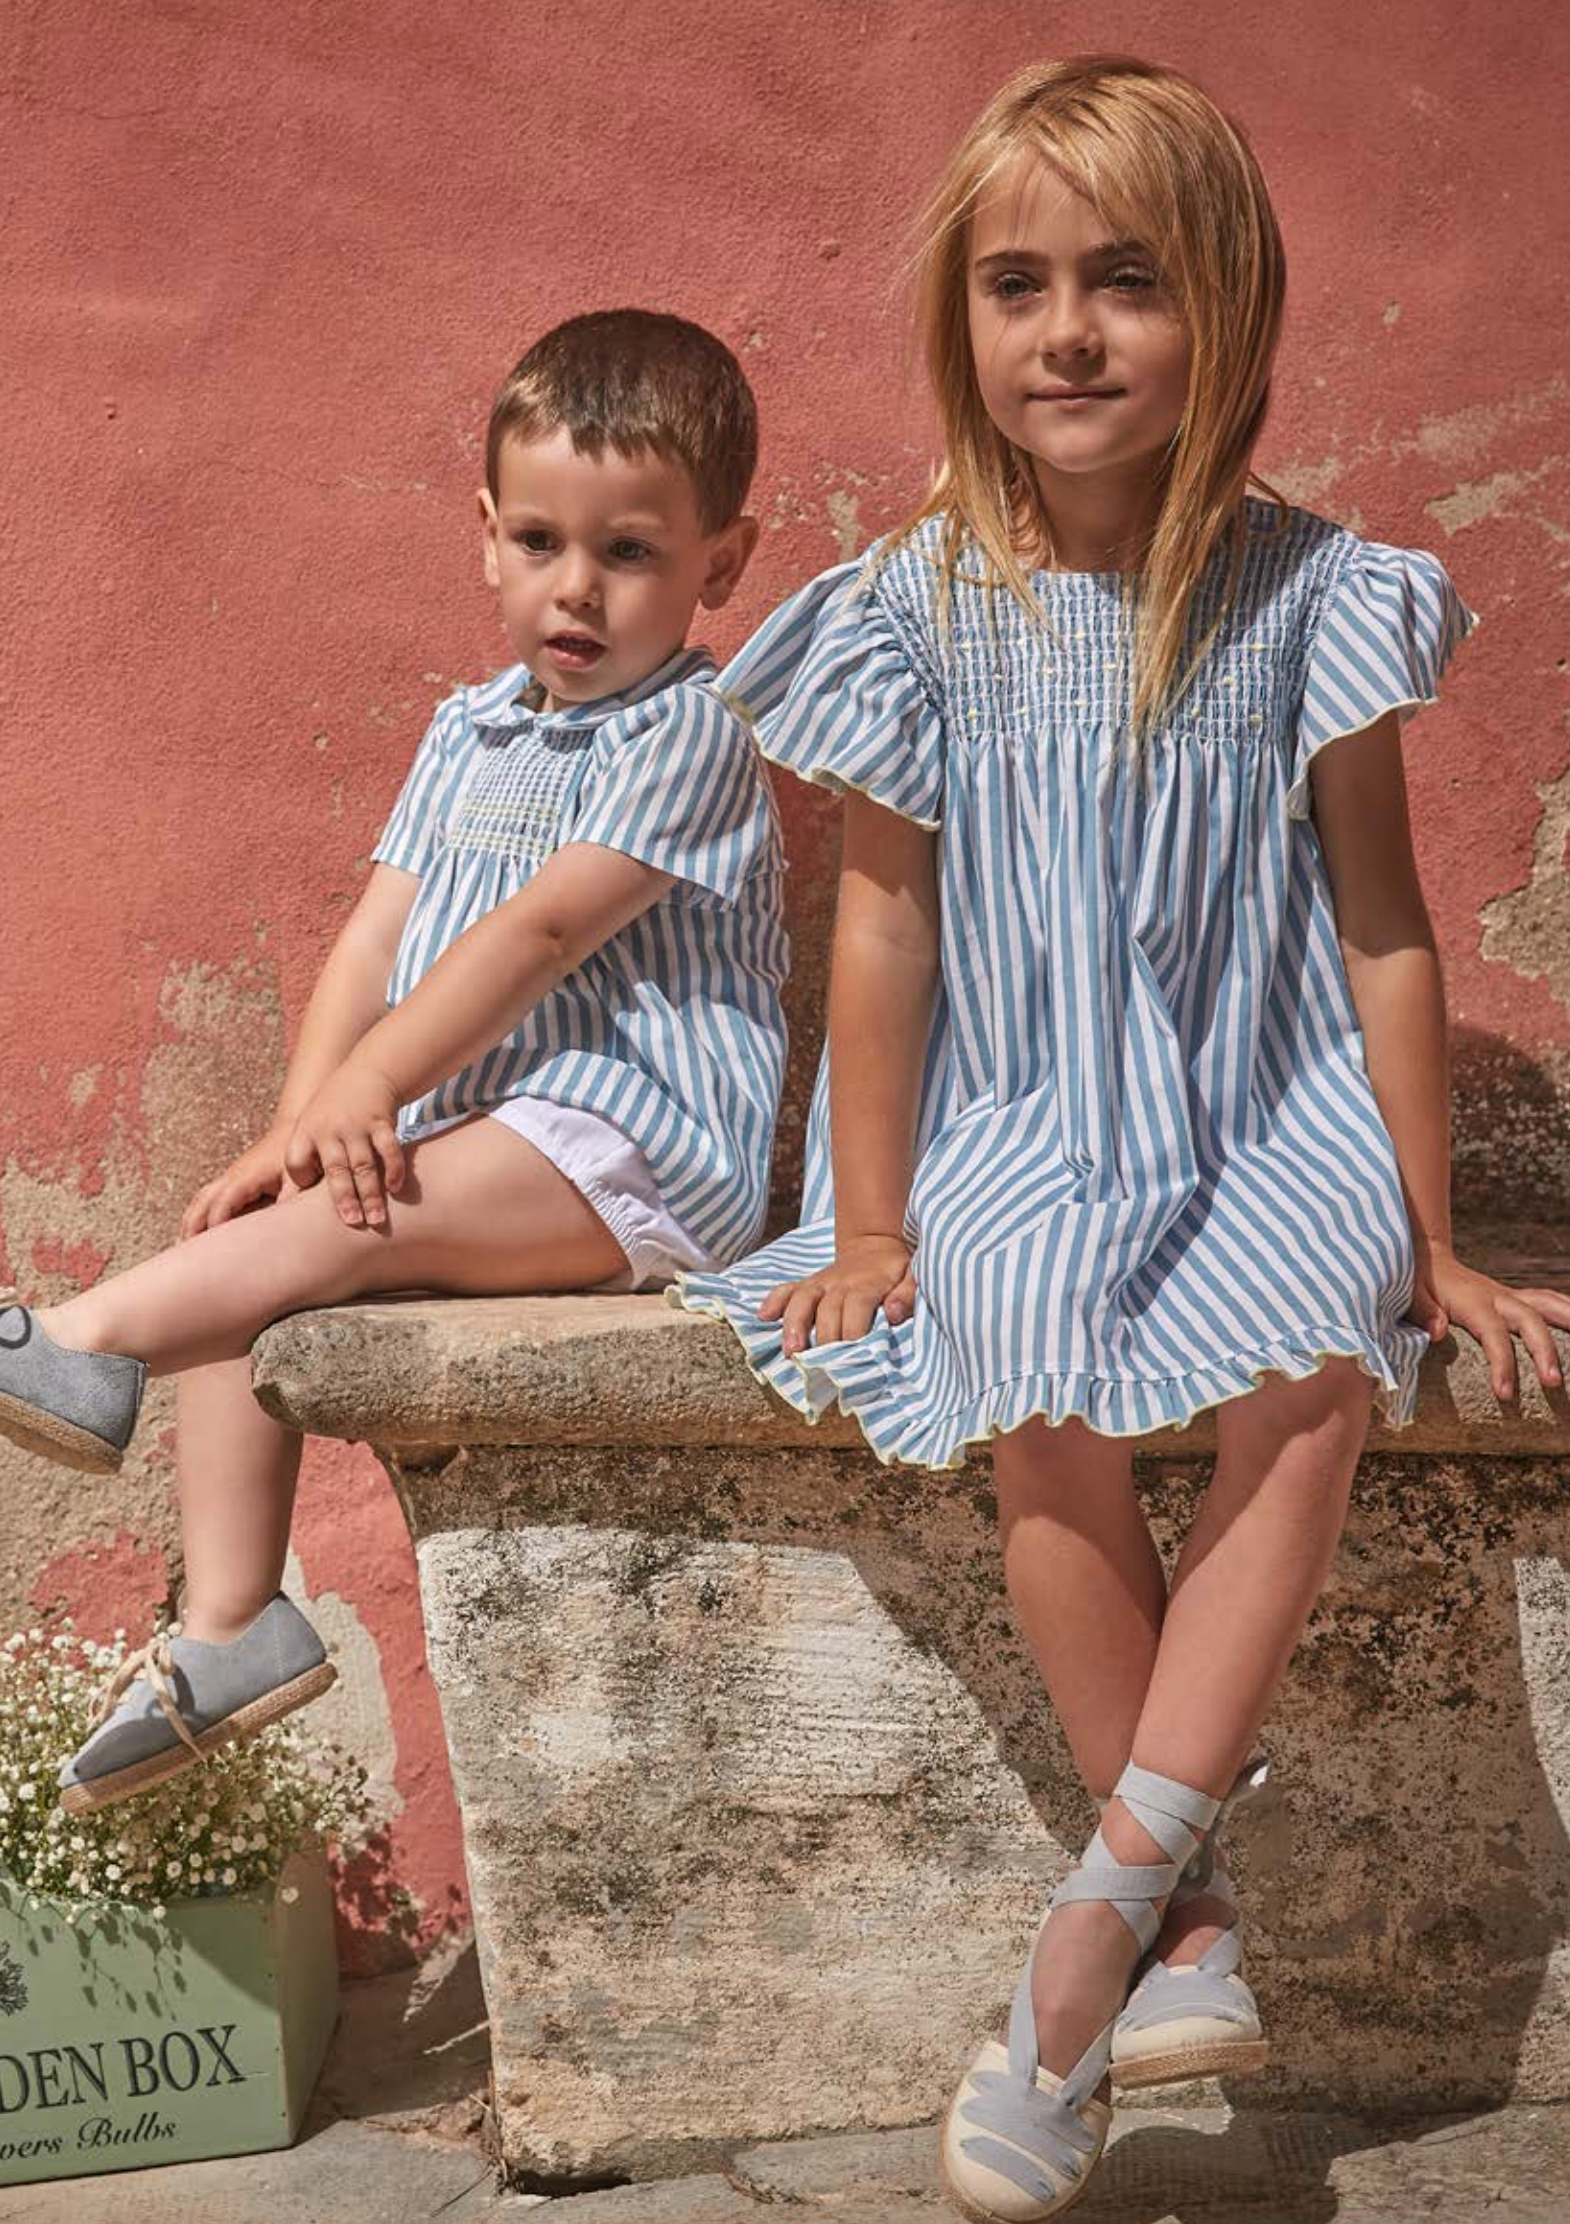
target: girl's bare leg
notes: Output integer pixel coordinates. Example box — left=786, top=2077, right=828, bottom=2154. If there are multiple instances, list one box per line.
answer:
left=1006, top=1358, right=1373, bottom=2080
left=34, top=1117, right=628, bottom=1641
left=993, top=1417, right=1166, bottom=1798
left=37, top=1115, right=627, bottom=1373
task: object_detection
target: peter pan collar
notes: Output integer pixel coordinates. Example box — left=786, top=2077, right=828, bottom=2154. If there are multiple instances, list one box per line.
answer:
left=467, top=644, right=716, bottom=740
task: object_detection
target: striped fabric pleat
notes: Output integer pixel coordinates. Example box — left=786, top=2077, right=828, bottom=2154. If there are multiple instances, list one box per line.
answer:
left=674, top=501, right=1479, bottom=1469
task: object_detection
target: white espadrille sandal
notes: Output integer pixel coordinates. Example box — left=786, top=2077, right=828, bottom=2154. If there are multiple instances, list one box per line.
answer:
left=940, top=1762, right=1221, bottom=2223
left=1110, top=1756, right=1270, bottom=2090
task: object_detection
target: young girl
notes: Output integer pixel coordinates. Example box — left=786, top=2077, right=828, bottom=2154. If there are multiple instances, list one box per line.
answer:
left=0, top=309, right=787, bottom=1819
left=677, top=59, right=1570, bottom=2224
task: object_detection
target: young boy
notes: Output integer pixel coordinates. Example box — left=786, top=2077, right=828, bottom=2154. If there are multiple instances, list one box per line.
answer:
left=0, top=309, right=785, bottom=1812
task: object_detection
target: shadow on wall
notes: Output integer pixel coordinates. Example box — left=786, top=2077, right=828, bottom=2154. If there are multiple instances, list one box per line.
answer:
left=330, top=1827, right=462, bottom=1978
left=1451, top=1025, right=1570, bottom=1225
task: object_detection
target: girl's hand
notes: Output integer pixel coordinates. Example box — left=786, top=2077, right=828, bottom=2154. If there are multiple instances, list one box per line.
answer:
left=180, top=1124, right=296, bottom=1239
left=759, top=1234, right=916, bottom=1358
left=1410, top=1243, right=1570, bottom=1401
left=284, top=1060, right=407, bottom=1229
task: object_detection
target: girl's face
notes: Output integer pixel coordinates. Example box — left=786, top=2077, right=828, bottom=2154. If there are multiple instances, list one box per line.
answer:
left=967, top=155, right=1192, bottom=510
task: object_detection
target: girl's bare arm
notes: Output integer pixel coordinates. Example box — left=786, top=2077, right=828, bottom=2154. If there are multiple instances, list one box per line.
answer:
left=764, top=791, right=941, bottom=1354
left=1311, top=711, right=1569, bottom=1397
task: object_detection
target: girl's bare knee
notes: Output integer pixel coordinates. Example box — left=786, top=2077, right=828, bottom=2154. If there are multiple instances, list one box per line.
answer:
left=1221, top=1354, right=1374, bottom=1475
left=1284, top=1353, right=1375, bottom=1426
left=993, top=1412, right=1136, bottom=1524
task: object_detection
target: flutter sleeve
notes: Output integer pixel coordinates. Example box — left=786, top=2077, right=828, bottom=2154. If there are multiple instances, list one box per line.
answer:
left=732, top=561, right=947, bottom=828
left=715, top=560, right=860, bottom=727
left=1289, top=541, right=1479, bottom=819
left=568, top=686, right=775, bottom=903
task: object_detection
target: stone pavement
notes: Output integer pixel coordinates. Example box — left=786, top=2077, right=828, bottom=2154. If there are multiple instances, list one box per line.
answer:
left=2, top=1942, right=1568, bottom=2221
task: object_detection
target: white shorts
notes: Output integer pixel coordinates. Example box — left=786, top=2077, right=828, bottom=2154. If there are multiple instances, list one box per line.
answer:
left=487, top=1097, right=713, bottom=1293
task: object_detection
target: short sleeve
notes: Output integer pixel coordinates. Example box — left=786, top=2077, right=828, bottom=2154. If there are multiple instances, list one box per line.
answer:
left=371, top=690, right=482, bottom=876
left=568, top=687, right=775, bottom=903
left=714, top=561, right=860, bottom=727
left=1289, top=542, right=1479, bottom=819
left=747, top=563, right=946, bottom=827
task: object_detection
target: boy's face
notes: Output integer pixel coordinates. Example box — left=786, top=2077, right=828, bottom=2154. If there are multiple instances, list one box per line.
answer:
left=481, top=429, right=756, bottom=708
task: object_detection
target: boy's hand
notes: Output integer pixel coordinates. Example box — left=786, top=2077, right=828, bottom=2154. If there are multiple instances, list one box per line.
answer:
left=759, top=1233, right=917, bottom=1357
left=180, top=1124, right=297, bottom=1239
left=1410, top=1242, right=1570, bottom=1401
left=284, top=1060, right=407, bottom=1229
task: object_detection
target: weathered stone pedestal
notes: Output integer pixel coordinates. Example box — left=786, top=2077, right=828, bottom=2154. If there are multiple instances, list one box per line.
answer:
left=252, top=1251, right=1570, bottom=2189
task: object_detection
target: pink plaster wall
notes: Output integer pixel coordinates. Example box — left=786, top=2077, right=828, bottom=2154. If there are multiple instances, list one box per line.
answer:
left=2, top=1, right=1565, bottom=1960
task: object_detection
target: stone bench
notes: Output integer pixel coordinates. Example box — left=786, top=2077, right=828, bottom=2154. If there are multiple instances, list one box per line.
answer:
left=251, top=1237, right=1570, bottom=2192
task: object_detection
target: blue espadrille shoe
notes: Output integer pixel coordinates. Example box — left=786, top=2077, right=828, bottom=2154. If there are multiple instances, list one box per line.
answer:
left=0, top=1293, right=144, bottom=1476
left=940, top=1764, right=1221, bottom=2222
left=57, top=1595, right=337, bottom=1815
left=1110, top=1757, right=1270, bottom=2089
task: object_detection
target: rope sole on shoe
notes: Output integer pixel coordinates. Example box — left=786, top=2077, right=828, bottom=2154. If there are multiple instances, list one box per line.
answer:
left=58, top=1661, right=339, bottom=1814
left=0, top=1391, right=122, bottom=1475
left=940, top=2048, right=1108, bottom=2224
left=940, top=2149, right=1099, bottom=2224
left=1111, top=2035, right=1269, bottom=2089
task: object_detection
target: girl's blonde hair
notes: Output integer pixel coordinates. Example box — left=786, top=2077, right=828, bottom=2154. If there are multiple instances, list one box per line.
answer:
left=890, top=56, right=1286, bottom=729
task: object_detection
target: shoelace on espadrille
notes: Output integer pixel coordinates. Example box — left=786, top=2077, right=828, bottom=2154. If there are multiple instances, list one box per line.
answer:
left=92, top=1630, right=207, bottom=1762
left=955, top=1763, right=1221, bottom=2204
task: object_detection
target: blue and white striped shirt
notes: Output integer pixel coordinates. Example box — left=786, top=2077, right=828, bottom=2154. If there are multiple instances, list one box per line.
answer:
left=374, top=647, right=788, bottom=1264
left=680, top=499, right=1478, bottom=1466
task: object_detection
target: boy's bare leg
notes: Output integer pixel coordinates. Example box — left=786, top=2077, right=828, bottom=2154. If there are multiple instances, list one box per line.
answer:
left=997, top=1359, right=1372, bottom=2081
left=34, top=1117, right=628, bottom=1644
left=175, top=1361, right=305, bottom=1642
left=36, top=1115, right=627, bottom=1374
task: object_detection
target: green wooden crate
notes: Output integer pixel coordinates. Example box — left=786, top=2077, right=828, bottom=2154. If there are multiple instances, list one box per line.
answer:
left=0, top=1842, right=338, bottom=2184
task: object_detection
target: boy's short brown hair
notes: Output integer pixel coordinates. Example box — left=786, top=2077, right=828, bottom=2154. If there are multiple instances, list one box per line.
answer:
left=486, top=309, right=758, bottom=532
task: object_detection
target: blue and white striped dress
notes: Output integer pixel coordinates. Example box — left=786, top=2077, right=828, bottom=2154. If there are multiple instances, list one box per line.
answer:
left=373, top=647, right=788, bottom=1265
left=676, top=499, right=1478, bottom=1467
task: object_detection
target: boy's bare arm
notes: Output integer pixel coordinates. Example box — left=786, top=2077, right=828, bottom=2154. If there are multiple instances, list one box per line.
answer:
left=283, top=843, right=674, bottom=1227
left=1313, top=711, right=1568, bottom=1396
left=274, top=867, right=422, bottom=1120
left=181, top=864, right=419, bottom=1234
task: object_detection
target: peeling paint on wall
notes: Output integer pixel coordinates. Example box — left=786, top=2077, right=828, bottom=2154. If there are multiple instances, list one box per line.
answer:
left=1480, top=758, right=1570, bottom=1020
left=283, top=1545, right=405, bottom=1830
left=1426, top=457, right=1568, bottom=539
